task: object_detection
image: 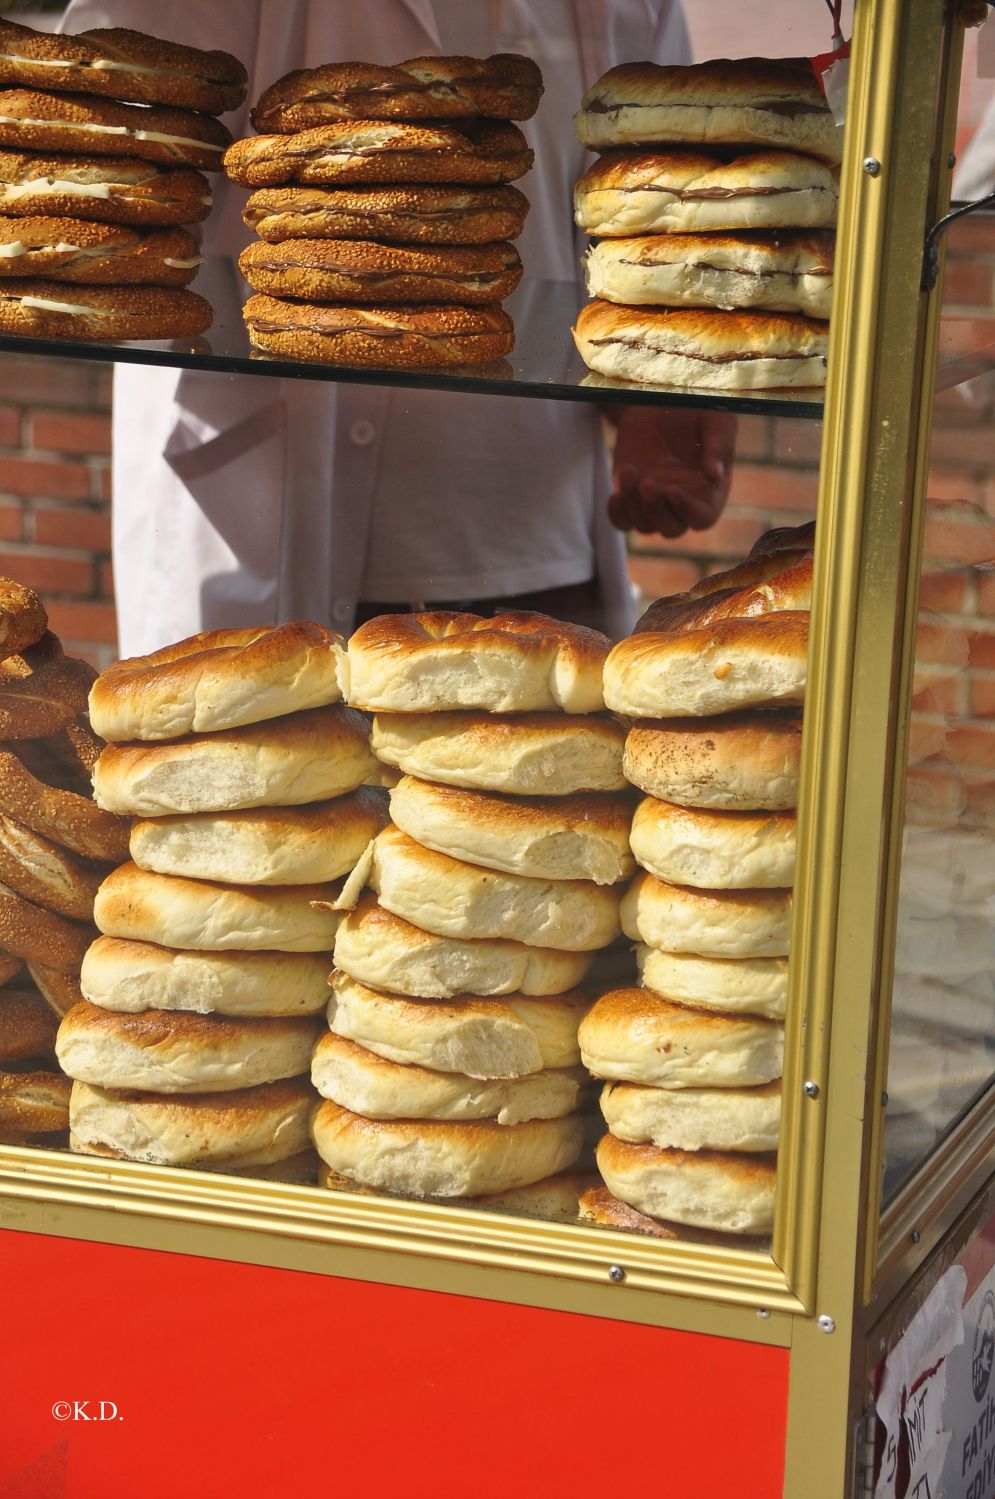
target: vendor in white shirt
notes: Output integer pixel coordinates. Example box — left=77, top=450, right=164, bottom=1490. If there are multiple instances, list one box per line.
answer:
left=62, top=0, right=736, bottom=654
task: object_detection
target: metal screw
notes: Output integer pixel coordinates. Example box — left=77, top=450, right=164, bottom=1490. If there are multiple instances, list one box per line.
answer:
left=881, top=1091, right=889, bottom=1107
left=818, top=1315, right=837, bottom=1334
left=608, top=1264, right=625, bottom=1284
left=863, top=157, right=881, bottom=176
left=948, top=152, right=957, bottom=169
left=757, top=1308, right=771, bottom=1319
left=911, top=1230, right=921, bottom=1244
left=804, top=1080, right=820, bottom=1099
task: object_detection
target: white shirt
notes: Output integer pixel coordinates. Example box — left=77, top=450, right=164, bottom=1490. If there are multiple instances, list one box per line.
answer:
left=61, top=0, right=689, bottom=653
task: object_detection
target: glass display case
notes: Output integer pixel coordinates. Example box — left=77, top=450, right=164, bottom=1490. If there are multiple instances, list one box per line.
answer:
left=0, top=1, right=991, bottom=1496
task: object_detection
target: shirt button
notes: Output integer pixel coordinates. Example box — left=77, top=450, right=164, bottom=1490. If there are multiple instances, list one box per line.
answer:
left=350, top=419, right=376, bottom=446
left=331, top=599, right=352, bottom=623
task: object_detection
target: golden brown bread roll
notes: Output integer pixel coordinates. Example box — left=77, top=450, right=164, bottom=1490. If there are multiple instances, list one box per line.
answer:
left=0, top=215, right=203, bottom=284
left=0, top=87, right=232, bottom=170
left=0, top=148, right=213, bottom=226
left=239, top=236, right=522, bottom=306
left=243, top=295, right=514, bottom=370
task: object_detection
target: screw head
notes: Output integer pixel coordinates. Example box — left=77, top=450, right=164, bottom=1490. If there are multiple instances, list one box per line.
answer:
left=757, top=1308, right=771, bottom=1319
left=818, top=1314, right=837, bottom=1334
left=949, top=152, right=957, bottom=169
left=863, top=157, right=881, bottom=176
left=608, top=1264, right=625, bottom=1284
left=881, top=1091, right=889, bottom=1108
left=911, top=1229, right=921, bottom=1244
left=804, top=1080, right=820, bottom=1099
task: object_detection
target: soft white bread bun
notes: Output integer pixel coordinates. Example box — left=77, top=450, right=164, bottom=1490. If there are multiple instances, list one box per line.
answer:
left=629, top=796, right=795, bottom=889
left=319, top=1159, right=592, bottom=1222
left=312, top=1030, right=583, bottom=1125
left=333, top=894, right=592, bottom=998
left=88, top=621, right=344, bottom=742
left=575, top=153, right=838, bottom=237
left=578, top=987, right=783, bottom=1087
left=56, top=999, right=321, bottom=1092
left=69, top=1136, right=319, bottom=1183
left=601, top=1078, right=781, bottom=1152
left=573, top=300, right=827, bottom=392
left=596, top=1133, right=777, bottom=1234
left=344, top=610, right=608, bottom=715
left=580, top=1183, right=760, bottom=1242
left=94, top=862, right=344, bottom=953
left=574, top=58, right=842, bottom=164
left=128, top=787, right=386, bottom=886
left=388, top=775, right=634, bottom=886
left=624, top=713, right=802, bottom=811
left=604, top=615, right=808, bottom=718
left=81, top=936, right=330, bottom=1017
left=69, top=1076, right=313, bottom=1166
left=371, top=710, right=627, bottom=795
left=622, top=872, right=792, bottom=957
left=328, top=970, right=587, bottom=1076
left=636, top=946, right=788, bottom=1020
left=311, top=1098, right=583, bottom=1198
left=584, top=231, right=834, bottom=317
left=92, top=705, right=375, bottom=815
left=347, top=824, right=622, bottom=951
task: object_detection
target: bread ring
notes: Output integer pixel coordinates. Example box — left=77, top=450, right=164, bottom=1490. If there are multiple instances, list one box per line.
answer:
left=0, top=1065, right=70, bottom=1132
left=0, top=215, right=203, bottom=285
left=0, top=278, right=212, bottom=342
left=0, top=19, right=246, bottom=115
left=0, top=640, right=93, bottom=740
left=0, top=746, right=128, bottom=861
left=253, top=54, right=542, bottom=132
left=243, top=183, right=530, bottom=246
left=623, top=713, right=803, bottom=811
left=0, top=148, right=213, bottom=227
left=0, top=880, right=93, bottom=971
left=0, top=576, right=46, bottom=660
left=0, top=811, right=106, bottom=919
left=89, top=621, right=344, bottom=743
left=596, top=1134, right=778, bottom=1235
left=0, top=986, right=58, bottom=1060
left=0, top=952, right=21, bottom=984
left=345, top=610, right=608, bottom=715
left=244, top=296, right=514, bottom=370
left=0, top=88, right=232, bottom=171
left=579, top=1182, right=769, bottom=1246
left=239, top=237, right=522, bottom=307
left=224, top=120, right=533, bottom=189
left=26, top=960, right=83, bottom=1018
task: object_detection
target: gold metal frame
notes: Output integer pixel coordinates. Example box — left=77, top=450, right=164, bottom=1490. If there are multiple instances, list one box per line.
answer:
left=0, top=7, right=985, bottom=1496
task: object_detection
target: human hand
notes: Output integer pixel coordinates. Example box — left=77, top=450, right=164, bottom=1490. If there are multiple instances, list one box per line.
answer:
left=607, top=406, right=737, bottom=537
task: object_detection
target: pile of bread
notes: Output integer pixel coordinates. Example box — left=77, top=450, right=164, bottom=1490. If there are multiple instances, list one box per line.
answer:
left=581, top=519, right=813, bottom=1238
left=223, top=54, right=542, bottom=370
left=0, top=577, right=129, bottom=1148
left=313, top=611, right=633, bottom=1211
left=0, top=17, right=244, bottom=342
left=55, top=621, right=386, bottom=1182
left=571, top=57, right=841, bottom=389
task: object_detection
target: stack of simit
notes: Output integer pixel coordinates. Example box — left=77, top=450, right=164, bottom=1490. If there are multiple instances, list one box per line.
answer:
left=310, top=611, right=634, bottom=1211
left=224, top=53, right=542, bottom=370
left=579, top=521, right=815, bottom=1240
left=0, top=576, right=129, bottom=1148
left=57, top=621, right=383, bottom=1183
left=0, top=17, right=244, bottom=341
left=571, top=57, right=841, bottom=390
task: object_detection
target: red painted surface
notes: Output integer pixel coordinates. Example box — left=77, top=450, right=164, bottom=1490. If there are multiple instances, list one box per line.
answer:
left=0, top=1228, right=789, bottom=1499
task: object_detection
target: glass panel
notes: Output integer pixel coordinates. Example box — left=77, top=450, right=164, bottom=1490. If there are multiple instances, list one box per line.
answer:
left=882, top=214, right=995, bottom=1201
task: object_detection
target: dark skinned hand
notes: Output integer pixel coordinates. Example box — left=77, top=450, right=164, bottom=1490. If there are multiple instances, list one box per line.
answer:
left=608, top=406, right=737, bottom=537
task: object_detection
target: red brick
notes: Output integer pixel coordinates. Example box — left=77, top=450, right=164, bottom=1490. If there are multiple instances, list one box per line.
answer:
left=0, top=455, right=91, bottom=501
left=912, top=675, right=964, bottom=716
left=969, top=675, right=995, bottom=717
left=968, top=631, right=995, bottom=669
left=918, top=570, right=969, bottom=613
left=98, top=558, right=114, bottom=599
left=941, top=259, right=994, bottom=309
left=0, top=356, right=94, bottom=408
left=772, top=418, right=824, bottom=465
left=732, top=414, right=772, bottom=461
left=43, top=599, right=118, bottom=645
left=29, top=410, right=112, bottom=456
left=908, top=716, right=950, bottom=764
left=925, top=470, right=984, bottom=507
left=923, top=509, right=995, bottom=566
left=728, top=464, right=819, bottom=513
left=0, top=504, right=22, bottom=543
left=978, top=570, right=995, bottom=616
left=97, top=465, right=112, bottom=504
left=0, top=550, right=91, bottom=595
left=945, top=216, right=995, bottom=253
left=673, top=512, right=766, bottom=559
left=627, top=555, right=700, bottom=600
left=93, top=366, right=113, bottom=408
left=904, top=762, right=966, bottom=824
left=964, top=778, right=995, bottom=824
left=947, top=723, right=995, bottom=768
left=33, top=505, right=112, bottom=552
left=928, top=424, right=995, bottom=469
left=914, top=619, right=969, bottom=668
left=0, top=406, right=21, bottom=447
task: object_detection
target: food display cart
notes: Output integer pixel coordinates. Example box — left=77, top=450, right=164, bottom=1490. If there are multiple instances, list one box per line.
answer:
left=0, top=1, right=992, bottom=1495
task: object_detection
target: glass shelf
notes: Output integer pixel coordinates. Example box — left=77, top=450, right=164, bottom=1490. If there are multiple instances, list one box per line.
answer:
left=0, top=254, right=828, bottom=416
